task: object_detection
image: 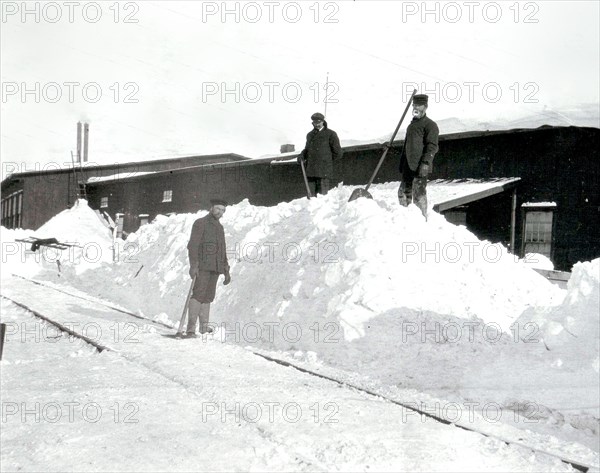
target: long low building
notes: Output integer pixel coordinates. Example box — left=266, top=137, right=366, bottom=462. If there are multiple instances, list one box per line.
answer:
left=1, top=153, right=248, bottom=231
left=2, top=126, right=599, bottom=271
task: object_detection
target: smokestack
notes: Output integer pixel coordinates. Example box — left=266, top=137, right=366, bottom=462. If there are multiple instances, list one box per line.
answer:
left=76, top=122, right=82, bottom=163
left=83, top=123, right=89, bottom=163
left=280, top=144, right=295, bottom=153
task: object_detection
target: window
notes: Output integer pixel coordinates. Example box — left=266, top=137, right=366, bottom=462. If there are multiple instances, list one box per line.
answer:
left=100, top=197, right=109, bottom=208
left=162, top=190, right=173, bottom=202
left=1, top=190, right=23, bottom=229
left=9, top=197, right=14, bottom=227
left=16, top=193, right=22, bottom=228
left=139, top=214, right=149, bottom=226
left=522, top=204, right=555, bottom=259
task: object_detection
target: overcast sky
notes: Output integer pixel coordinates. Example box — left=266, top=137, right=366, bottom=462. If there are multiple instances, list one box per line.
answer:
left=1, top=1, right=599, bottom=176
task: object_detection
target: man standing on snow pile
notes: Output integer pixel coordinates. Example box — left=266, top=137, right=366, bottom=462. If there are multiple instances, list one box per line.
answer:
left=297, top=112, right=343, bottom=196
left=398, top=94, right=439, bottom=218
left=186, top=199, right=231, bottom=336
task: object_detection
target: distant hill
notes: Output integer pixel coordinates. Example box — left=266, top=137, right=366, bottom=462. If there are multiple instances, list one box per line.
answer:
left=339, top=104, right=599, bottom=148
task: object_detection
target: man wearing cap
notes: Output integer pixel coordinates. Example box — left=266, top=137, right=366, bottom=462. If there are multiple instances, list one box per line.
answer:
left=186, top=199, right=231, bottom=336
left=398, top=94, right=439, bottom=218
left=297, top=112, right=343, bottom=195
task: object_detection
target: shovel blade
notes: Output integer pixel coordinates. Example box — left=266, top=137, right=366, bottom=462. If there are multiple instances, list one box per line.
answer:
left=348, top=188, right=373, bottom=202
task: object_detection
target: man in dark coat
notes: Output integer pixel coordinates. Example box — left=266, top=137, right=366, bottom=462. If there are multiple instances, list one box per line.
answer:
left=186, top=198, right=231, bottom=336
left=297, top=112, right=343, bottom=195
left=398, top=94, right=439, bottom=218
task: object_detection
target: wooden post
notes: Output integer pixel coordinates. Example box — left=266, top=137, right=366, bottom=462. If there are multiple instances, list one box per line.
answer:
left=510, top=188, right=517, bottom=254
left=0, top=323, right=7, bottom=360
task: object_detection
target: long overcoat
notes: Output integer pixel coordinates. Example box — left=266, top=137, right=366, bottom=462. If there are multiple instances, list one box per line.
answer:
left=187, top=213, right=229, bottom=274
left=401, top=115, right=439, bottom=171
left=301, top=125, right=343, bottom=178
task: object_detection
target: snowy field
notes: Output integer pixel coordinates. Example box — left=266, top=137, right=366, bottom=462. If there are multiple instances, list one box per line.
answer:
left=1, top=186, right=599, bottom=472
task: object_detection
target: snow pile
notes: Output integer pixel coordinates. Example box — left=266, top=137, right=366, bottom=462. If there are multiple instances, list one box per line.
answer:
left=45, top=185, right=564, bottom=341
left=36, top=199, right=113, bottom=245
left=103, top=212, right=199, bottom=324
left=217, top=185, right=564, bottom=340
left=519, top=259, right=600, bottom=372
left=521, top=253, right=555, bottom=271
left=2, top=200, right=114, bottom=277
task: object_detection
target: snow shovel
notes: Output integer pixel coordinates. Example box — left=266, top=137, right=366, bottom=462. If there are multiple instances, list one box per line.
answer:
left=299, top=156, right=313, bottom=199
left=348, top=89, right=417, bottom=202
left=175, top=274, right=197, bottom=336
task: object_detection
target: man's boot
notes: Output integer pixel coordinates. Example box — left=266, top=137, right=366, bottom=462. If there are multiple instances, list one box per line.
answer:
left=186, top=298, right=202, bottom=337
left=414, top=178, right=428, bottom=220
left=198, top=303, right=213, bottom=334
left=318, top=178, right=330, bottom=196
left=398, top=182, right=411, bottom=207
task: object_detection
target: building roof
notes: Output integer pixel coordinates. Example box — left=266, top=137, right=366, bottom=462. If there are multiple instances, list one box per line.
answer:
left=267, top=125, right=596, bottom=162
left=429, top=178, right=521, bottom=212
left=84, top=154, right=300, bottom=185
left=1, top=153, right=249, bottom=187
left=87, top=171, right=157, bottom=184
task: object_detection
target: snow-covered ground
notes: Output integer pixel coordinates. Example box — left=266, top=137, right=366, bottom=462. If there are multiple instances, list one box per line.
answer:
left=1, top=187, right=599, bottom=471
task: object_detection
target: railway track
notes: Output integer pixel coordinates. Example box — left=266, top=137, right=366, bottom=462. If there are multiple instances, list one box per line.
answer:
left=10, top=273, right=174, bottom=330
left=2, top=274, right=597, bottom=473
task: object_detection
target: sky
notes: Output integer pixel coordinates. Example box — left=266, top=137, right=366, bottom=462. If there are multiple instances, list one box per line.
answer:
left=1, top=0, right=599, bottom=178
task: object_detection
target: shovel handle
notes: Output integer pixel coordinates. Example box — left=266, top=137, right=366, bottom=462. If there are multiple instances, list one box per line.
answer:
left=176, top=274, right=197, bottom=334
left=299, top=157, right=312, bottom=199
left=364, top=89, right=416, bottom=192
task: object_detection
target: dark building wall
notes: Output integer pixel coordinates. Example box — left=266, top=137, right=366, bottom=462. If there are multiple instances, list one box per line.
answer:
left=17, top=173, right=78, bottom=229
left=91, top=161, right=310, bottom=233
left=1, top=154, right=247, bottom=230
left=464, top=191, right=515, bottom=250
left=340, top=127, right=598, bottom=270
left=427, top=127, right=599, bottom=270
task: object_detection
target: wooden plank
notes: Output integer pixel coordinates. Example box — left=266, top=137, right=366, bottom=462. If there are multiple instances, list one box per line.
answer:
left=533, top=268, right=571, bottom=282
left=434, top=178, right=521, bottom=212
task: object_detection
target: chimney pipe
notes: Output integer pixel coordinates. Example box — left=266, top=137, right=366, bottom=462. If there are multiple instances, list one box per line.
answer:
left=76, top=122, right=82, bottom=163
left=83, top=123, right=89, bottom=163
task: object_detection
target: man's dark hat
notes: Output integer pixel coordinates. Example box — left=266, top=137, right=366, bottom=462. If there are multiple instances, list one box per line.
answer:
left=413, top=94, right=429, bottom=106
left=311, top=112, right=325, bottom=121
left=210, top=198, right=228, bottom=206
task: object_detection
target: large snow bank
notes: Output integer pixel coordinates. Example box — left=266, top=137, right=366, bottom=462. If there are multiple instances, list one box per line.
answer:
left=215, top=187, right=564, bottom=344
left=42, top=185, right=564, bottom=340
left=518, top=258, right=600, bottom=372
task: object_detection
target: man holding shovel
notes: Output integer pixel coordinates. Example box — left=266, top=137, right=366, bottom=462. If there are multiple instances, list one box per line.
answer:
left=185, top=199, right=231, bottom=337
left=297, top=112, right=343, bottom=196
left=398, top=94, right=439, bottom=217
